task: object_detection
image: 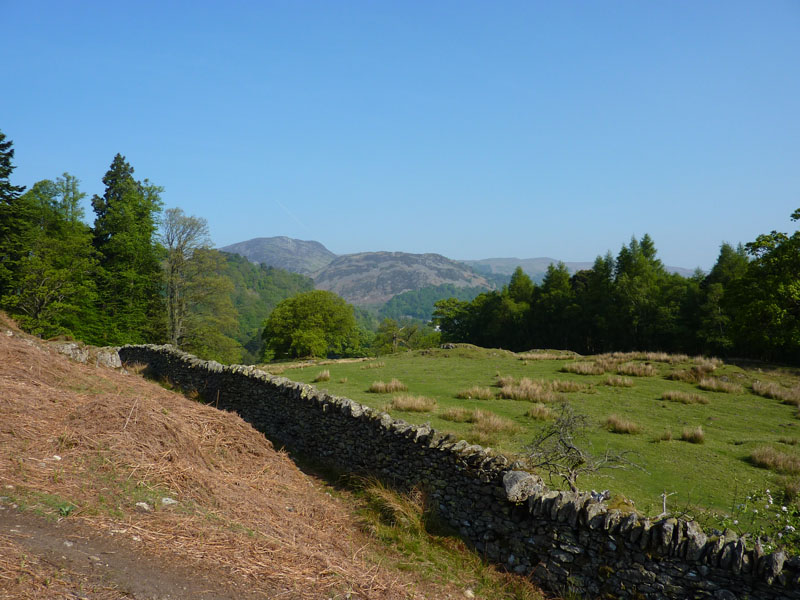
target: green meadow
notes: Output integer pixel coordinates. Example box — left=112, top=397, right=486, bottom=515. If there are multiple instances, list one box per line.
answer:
left=264, top=346, right=800, bottom=532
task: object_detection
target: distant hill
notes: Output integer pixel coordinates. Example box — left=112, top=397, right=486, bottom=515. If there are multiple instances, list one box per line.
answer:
left=219, top=236, right=336, bottom=275
left=464, top=257, right=694, bottom=282
left=314, top=252, right=492, bottom=305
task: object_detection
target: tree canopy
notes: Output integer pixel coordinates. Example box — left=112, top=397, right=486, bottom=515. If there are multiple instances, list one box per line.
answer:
left=261, top=290, right=361, bottom=360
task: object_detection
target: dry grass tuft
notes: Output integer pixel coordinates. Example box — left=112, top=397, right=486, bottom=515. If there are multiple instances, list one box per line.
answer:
left=750, top=446, right=800, bottom=474
left=616, top=362, right=657, bottom=377
left=368, top=378, right=408, bottom=393
left=312, top=369, right=330, bottom=383
left=661, top=390, right=709, bottom=405
left=517, top=350, right=579, bottom=360
left=561, top=361, right=605, bottom=376
left=440, top=407, right=474, bottom=423
left=604, top=414, right=642, bottom=434
left=497, top=378, right=561, bottom=403
left=473, top=411, right=519, bottom=435
left=599, top=351, right=690, bottom=364
left=360, top=361, right=385, bottom=370
left=681, top=426, right=705, bottom=444
left=656, top=429, right=673, bottom=442
left=602, top=375, right=634, bottom=388
left=455, top=386, right=494, bottom=400
left=526, top=403, right=555, bottom=421
left=387, top=395, right=437, bottom=413
left=752, top=381, right=800, bottom=405
left=698, top=377, right=744, bottom=394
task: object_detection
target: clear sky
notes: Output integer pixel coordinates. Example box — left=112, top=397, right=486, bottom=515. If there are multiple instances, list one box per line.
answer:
left=4, top=1, right=799, bottom=270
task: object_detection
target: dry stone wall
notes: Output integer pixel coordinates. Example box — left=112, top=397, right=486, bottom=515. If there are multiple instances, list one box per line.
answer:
left=118, top=344, right=800, bottom=599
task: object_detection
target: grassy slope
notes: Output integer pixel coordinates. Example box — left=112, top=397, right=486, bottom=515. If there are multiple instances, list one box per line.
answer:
left=269, top=347, right=800, bottom=521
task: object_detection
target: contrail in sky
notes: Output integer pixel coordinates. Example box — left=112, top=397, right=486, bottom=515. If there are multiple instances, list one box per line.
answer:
left=274, top=198, right=309, bottom=233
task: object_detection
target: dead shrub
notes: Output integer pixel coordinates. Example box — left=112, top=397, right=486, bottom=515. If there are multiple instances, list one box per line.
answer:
left=661, top=390, right=709, bottom=405
left=387, top=395, right=436, bottom=412
left=604, top=414, right=642, bottom=434
left=698, top=377, right=743, bottom=394
left=368, top=378, right=408, bottom=393
left=312, top=369, right=330, bottom=383
left=455, top=386, right=494, bottom=400
left=750, top=446, right=800, bottom=474
left=681, top=426, right=705, bottom=444
left=603, top=375, right=634, bottom=388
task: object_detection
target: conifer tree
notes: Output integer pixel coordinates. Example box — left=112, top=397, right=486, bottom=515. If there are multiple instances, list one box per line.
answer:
left=91, top=154, right=164, bottom=344
left=0, top=130, right=28, bottom=299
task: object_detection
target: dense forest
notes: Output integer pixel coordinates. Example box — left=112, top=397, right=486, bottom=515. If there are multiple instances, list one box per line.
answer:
left=433, top=225, right=800, bottom=364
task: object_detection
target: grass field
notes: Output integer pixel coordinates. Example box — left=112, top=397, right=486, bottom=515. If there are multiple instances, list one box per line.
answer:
left=263, top=346, right=800, bottom=535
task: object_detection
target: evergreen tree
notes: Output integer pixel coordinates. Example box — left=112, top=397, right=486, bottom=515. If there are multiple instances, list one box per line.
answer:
left=0, top=130, right=28, bottom=299
left=91, top=154, right=164, bottom=344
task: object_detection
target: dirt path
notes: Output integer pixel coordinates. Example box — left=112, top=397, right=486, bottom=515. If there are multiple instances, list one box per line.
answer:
left=0, top=505, right=273, bottom=599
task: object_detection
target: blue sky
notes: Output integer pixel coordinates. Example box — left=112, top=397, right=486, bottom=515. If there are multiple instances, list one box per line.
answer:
left=4, top=1, right=798, bottom=270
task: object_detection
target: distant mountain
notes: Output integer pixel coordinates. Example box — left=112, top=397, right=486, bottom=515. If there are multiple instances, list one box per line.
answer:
left=314, top=252, right=492, bottom=305
left=464, top=257, right=694, bottom=282
left=219, top=237, right=336, bottom=276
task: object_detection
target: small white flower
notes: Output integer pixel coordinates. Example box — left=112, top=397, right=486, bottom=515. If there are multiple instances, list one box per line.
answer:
left=782, top=506, right=788, bottom=512
left=733, top=520, right=739, bottom=525
left=754, top=509, right=759, bottom=514
left=786, top=525, right=796, bottom=532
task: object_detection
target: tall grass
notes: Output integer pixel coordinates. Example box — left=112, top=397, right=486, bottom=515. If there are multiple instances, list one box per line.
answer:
left=681, top=426, right=705, bottom=444
left=697, top=378, right=743, bottom=394
left=604, top=414, right=642, bottom=434
left=387, top=395, right=436, bottom=412
left=312, top=369, right=331, bottom=383
left=750, top=446, right=800, bottom=474
left=661, top=390, right=709, bottom=405
left=561, top=362, right=604, bottom=376
left=616, top=362, right=657, bottom=377
left=368, top=379, right=408, bottom=393
left=360, top=361, right=386, bottom=370
left=526, top=403, right=555, bottom=420
left=455, top=386, right=494, bottom=400
left=752, top=381, right=800, bottom=405
left=602, top=375, right=634, bottom=387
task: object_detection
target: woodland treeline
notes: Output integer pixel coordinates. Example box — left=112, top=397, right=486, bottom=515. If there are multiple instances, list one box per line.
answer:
left=434, top=223, right=800, bottom=364
left=0, top=130, right=311, bottom=363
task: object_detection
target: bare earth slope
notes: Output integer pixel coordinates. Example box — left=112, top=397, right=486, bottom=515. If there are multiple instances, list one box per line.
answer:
left=0, top=316, right=461, bottom=599
left=314, top=252, right=492, bottom=305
